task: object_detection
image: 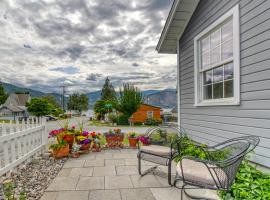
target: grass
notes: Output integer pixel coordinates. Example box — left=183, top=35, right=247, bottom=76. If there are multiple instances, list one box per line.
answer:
left=89, top=120, right=154, bottom=127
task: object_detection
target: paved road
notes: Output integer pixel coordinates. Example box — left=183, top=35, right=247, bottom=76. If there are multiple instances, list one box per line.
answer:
left=47, top=117, right=150, bottom=134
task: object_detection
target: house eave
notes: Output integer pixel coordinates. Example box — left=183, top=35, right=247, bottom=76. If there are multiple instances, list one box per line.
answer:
left=156, top=0, right=200, bottom=54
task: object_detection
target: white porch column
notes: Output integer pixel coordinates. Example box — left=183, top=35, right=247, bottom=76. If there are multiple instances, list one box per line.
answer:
left=177, top=41, right=181, bottom=127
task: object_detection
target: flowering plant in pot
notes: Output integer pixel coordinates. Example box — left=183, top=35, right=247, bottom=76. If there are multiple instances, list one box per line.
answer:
left=76, top=131, right=92, bottom=151
left=104, top=129, right=124, bottom=148
left=128, top=132, right=138, bottom=148
left=138, top=135, right=151, bottom=145
left=71, top=143, right=81, bottom=158
left=90, top=132, right=102, bottom=152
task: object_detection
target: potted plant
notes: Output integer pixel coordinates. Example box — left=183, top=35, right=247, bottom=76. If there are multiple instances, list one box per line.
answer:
left=90, top=132, right=102, bottom=152
left=76, top=131, right=92, bottom=151
left=104, top=129, right=124, bottom=148
left=128, top=132, right=138, bottom=148
left=71, top=143, right=81, bottom=158
left=50, top=140, right=69, bottom=159
left=138, top=135, right=151, bottom=146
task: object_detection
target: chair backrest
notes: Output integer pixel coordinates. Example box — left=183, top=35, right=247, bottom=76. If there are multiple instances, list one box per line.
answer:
left=211, top=136, right=260, bottom=189
left=145, top=124, right=186, bottom=147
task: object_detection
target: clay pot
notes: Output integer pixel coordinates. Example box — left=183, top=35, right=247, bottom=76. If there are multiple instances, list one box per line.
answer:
left=128, top=137, right=138, bottom=148
left=105, top=135, right=124, bottom=148
left=80, top=143, right=91, bottom=151
left=53, top=145, right=69, bottom=159
left=70, top=152, right=80, bottom=158
left=63, top=134, right=74, bottom=150
left=92, top=143, right=101, bottom=152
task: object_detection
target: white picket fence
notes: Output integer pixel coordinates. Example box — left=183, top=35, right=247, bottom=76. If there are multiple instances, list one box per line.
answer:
left=0, top=118, right=48, bottom=176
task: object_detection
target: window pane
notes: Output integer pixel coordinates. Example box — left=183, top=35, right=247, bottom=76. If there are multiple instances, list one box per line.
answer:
left=222, top=20, right=233, bottom=42
left=204, top=85, right=212, bottom=100
left=202, top=52, right=210, bottom=68
left=210, top=29, right=220, bottom=49
left=224, top=80, right=233, bottom=98
left=213, top=82, right=223, bottom=99
left=213, top=66, right=223, bottom=82
left=222, top=39, right=233, bottom=60
left=211, top=46, right=220, bottom=64
left=224, top=62, right=234, bottom=80
left=204, top=70, right=213, bottom=84
left=201, top=37, right=210, bottom=53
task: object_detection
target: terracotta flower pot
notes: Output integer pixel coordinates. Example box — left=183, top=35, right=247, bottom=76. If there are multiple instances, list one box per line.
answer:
left=70, top=152, right=80, bottom=158
left=80, top=143, right=91, bottom=151
left=105, top=135, right=124, bottom=148
left=92, top=143, right=101, bottom=152
left=128, top=137, right=138, bottom=148
left=63, top=134, right=74, bottom=150
left=53, top=145, right=69, bottom=159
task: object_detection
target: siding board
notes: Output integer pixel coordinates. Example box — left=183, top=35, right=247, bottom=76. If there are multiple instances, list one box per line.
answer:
left=178, top=0, right=270, bottom=167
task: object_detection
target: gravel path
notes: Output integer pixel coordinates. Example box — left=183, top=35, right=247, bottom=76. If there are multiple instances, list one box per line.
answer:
left=1, top=155, right=67, bottom=200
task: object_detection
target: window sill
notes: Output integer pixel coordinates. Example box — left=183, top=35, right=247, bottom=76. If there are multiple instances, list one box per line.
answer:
left=194, top=99, right=240, bottom=107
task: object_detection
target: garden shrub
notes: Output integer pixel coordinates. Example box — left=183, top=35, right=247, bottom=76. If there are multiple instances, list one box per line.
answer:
left=117, top=114, right=129, bottom=125
left=144, top=118, right=162, bottom=126
left=134, top=122, right=143, bottom=126
left=220, top=161, right=270, bottom=200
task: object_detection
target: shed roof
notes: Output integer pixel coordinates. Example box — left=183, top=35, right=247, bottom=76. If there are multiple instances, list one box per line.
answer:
left=156, top=0, right=200, bottom=54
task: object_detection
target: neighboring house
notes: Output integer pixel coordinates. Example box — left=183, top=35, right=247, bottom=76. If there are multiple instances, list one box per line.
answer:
left=129, top=104, right=161, bottom=124
left=0, top=93, right=31, bottom=120
left=157, top=0, right=270, bottom=168
left=161, top=108, right=177, bottom=123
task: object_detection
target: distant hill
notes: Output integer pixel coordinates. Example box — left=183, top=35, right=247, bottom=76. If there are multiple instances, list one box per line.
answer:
left=144, top=89, right=177, bottom=108
left=87, top=89, right=176, bottom=109
left=2, top=83, right=176, bottom=109
left=2, top=82, right=62, bottom=103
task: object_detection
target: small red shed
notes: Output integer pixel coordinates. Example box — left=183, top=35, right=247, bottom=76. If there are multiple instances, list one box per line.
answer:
left=129, top=104, right=161, bottom=124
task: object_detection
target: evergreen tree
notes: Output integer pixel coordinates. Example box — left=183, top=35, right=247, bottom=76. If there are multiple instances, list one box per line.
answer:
left=67, top=93, right=89, bottom=113
left=0, top=83, right=8, bottom=105
left=100, top=77, right=116, bottom=101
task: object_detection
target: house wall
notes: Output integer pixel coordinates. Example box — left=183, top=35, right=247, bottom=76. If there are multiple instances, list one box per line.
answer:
left=130, top=105, right=161, bottom=123
left=178, top=0, right=270, bottom=167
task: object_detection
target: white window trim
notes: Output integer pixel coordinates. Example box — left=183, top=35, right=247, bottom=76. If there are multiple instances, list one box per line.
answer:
left=194, top=4, right=240, bottom=107
left=147, top=111, right=154, bottom=119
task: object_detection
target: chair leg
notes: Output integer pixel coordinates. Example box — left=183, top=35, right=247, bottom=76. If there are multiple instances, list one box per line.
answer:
left=181, top=183, right=185, bottom=200
left=168, top=159, right=172, bottom=185
left=138, top=152, right=142, bottom=175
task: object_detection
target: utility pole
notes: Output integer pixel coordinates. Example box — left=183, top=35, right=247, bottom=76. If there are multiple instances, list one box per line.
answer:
left=60, top=85, right=66, bottom=111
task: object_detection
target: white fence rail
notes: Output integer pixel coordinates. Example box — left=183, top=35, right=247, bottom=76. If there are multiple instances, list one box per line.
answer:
left=0, top=118, right=48, bottom=176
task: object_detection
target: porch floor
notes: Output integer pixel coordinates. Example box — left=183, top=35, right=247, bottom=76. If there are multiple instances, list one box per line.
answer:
left=41, top=149, right=219, bottom=200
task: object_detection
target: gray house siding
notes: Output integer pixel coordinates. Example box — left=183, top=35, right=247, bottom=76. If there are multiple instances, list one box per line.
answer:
left=178, top=0, right=270, bottom=167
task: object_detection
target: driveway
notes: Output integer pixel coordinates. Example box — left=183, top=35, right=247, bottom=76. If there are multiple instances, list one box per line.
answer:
left=46, top=117, right=149, bottom=134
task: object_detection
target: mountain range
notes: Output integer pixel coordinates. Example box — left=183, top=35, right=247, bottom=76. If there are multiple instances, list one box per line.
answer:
left=2, top=82, right=176, bottom=108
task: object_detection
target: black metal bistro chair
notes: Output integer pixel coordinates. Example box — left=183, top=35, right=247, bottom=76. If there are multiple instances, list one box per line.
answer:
left=173, top=136, right=260, bottom=199
left=137, top=124, right=186, bottom=185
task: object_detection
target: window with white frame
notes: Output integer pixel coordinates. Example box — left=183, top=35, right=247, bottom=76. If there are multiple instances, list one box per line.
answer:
left=147, top=111, right=154, bottom=119
left=194, top=5, right=240, bottom=106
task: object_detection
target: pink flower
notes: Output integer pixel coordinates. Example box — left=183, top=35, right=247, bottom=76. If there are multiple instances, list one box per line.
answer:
left=72, top=125, right=75, bottom=129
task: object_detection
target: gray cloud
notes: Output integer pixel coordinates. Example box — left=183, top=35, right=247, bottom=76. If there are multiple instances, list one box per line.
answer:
left=0, top=0, right=176, bottom=93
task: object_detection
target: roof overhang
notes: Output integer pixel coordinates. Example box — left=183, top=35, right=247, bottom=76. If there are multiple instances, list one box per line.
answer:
left=156, top=0, right=200, bottom=54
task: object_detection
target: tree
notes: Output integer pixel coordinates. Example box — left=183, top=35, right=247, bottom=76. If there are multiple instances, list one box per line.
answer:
left=116, top=83, right=143, bottom=117
left=42, top=95, right=63, bottom=117
left=94, top=99, right=115, bottom=120
left=67, top=93, right=89, bottom=113
left=100, top=77, right=116, bottom=101
left=27, top=98, right=51, bottom=117
left=42, top=95, right=60, bottom=108
left=0, top=83, right=8, bottom=105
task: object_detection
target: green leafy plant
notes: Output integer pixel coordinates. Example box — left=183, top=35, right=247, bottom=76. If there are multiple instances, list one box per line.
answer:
left=220, top=160, right=270, bottom=200
left=128, top=132, right=137, bottom=138
left=3, top=180, right=26, bottom=200
left=49, top=140, right=68, bottom=150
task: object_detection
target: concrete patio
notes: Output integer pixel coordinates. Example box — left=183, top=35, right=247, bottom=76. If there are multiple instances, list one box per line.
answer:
left=41, top=149, right=219, bottom=200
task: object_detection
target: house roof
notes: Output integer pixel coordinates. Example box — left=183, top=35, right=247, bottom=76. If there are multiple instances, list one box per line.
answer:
left=140, top=104, right=161, bottom=109
left=156, top=0, right=200, bottom=54
left=0, top=104, right=24, bottom=112
left=4, top=93, right=31, bottom=107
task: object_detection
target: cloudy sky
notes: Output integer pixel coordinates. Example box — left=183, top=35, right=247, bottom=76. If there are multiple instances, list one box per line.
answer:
left=0, top=0, right=176, bottom=94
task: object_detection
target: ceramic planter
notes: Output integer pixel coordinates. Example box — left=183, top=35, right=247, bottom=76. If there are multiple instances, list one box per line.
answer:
left=128, top=137, right=138, bottom=148
left=52, top=145, right=69, bottom=159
